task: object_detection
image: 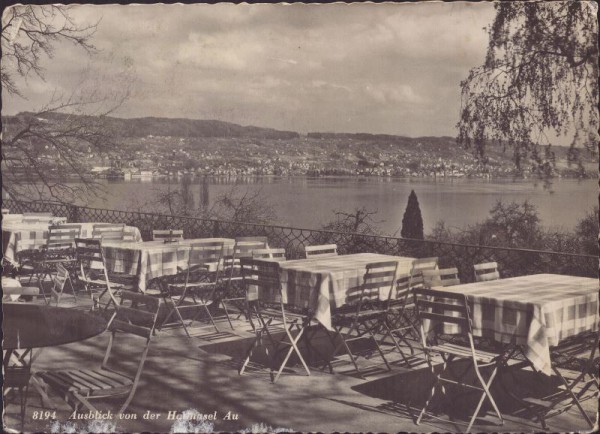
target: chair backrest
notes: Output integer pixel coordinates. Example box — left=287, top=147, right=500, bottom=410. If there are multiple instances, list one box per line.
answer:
left=107, top=291, right=161, bottom=339
left=406, top=257, right=438, bottom=290
left=75, top=238, right=110, bottom=290
left=232, top=240, right=268, bottom=259
left=152, top=229, right=184, bottom=242
left=235, top=236, right=269, bottom=246
left=413, top=287, right=473, bottom=347
left=304, top=244, right=338, bottom=259
left=240, top=257, right=282, bottom=302
left=101, top=231, right=126, bottom=242
left=474, top=262, right=500, bottom=282
left=392, top=272, right=413, bottom=312
left=23, top=212, right=53, bottom=217
left=422, top=267, right=461, bottom=289
left=92, top=223, right=125, bottom=240
left=252, top=248, right=287, bottom=261
left=187, top=241, right=224, bottom=281
left=47, top=224, right=82, bottom=251
left=75, top=237, right=105, bottom=267
left=356, top=261, right=399, bottom=308
left=412, top=257, right=438, bottom=273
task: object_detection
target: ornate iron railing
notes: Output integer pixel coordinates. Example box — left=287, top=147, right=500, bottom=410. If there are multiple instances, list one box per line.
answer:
left=4, top=199, right=597, bottom=282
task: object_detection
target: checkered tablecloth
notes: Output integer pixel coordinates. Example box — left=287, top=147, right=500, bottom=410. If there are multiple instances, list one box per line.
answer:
left=436, top=274, right=599, bottom=375
left=2, top=221, right=142, bottom=264
left=272, top=253, right=415, bottom=330
left=102, top=238, right=235, bottom=293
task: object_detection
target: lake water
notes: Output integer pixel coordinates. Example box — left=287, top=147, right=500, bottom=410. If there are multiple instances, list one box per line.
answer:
left=83, top=177, right=597, bottom=235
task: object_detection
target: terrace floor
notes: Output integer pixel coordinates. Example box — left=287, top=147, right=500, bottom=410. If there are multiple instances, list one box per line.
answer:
left=3, top=293, right=598, bottom=433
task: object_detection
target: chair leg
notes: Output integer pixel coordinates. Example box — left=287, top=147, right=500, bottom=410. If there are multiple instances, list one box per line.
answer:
left=240, top=314, right=275, bottom=375
left=271, top=324, right=310, bottom=383
left=552, top=366, right=594, bottom=428
left=467, top=364, right=502, bottom=432
left=416, top=352, right=448, bottom=425
left=221, top=302, right=236, bottom=330
left=188, top=303, right=220, bottom=333
left=366, top=327, right=391, bottom=371
left=332, top=325, right=366, bottom=379
left=380, top=322, right=412, bottom=366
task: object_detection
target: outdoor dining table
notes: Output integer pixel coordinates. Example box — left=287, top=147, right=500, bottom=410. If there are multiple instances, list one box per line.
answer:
left=270, top=253, right=416, bottom=330
left=3, top=303, right=108, bottom=417
left=101, top=238, right=236, bottom=293
left=2, top=220, right=143, bottom=264
left=434, top=273, right=599, bottom=375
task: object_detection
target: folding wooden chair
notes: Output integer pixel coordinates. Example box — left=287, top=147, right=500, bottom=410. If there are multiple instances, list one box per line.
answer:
left=473, top=262, right=500, bottom=282
left=329, top=261, right=398, bottom=378
left=74, top=238, right=136, bottom=311
left=413, top=288, right=505, bottom=432
left=157, top=242, right=224, bottom=337
left=3, top=364, right=31, bottom=430
left=520, top=329, right=599, bottom=430
left=36, top=291, right=160, bottom=415
left=422, top=267, right=461, bottom=289
left=378, top=271, right=422, bottom=365
left=152, top=229, right=184, bottom=242
left=238, top=258, right=312, bottom=383
left=49, top=262, right=77, bottom=306
left=304, top=244, right=338, bottom=259
left=219, top=239, right=268, bottom=329
left=252, top=248, right=287, bottom=261
left=21, top=224, right=81, bottom=294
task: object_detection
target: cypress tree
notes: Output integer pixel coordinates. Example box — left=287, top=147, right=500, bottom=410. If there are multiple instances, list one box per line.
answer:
left=401, top=190, right=424, bottom=239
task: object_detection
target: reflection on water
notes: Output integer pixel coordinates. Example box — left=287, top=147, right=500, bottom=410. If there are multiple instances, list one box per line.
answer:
left=81, top=177, right=596, bottom=234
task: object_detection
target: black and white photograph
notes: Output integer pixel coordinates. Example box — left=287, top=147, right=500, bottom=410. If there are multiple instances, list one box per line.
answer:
left=1, top=1, right=598, bottom=432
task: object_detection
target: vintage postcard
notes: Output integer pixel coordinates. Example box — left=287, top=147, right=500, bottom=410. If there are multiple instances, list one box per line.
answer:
left=2, top=2, right=598, bottom=433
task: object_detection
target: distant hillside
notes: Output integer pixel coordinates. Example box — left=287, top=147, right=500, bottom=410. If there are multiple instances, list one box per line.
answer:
left=3, top=112, right=582, bottom=163
left=4, top=112, right=300, bottom=140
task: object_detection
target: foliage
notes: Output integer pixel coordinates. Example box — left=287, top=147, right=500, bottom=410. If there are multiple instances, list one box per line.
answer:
left=321, top=206, right=383, bottom=235
left=430, top=200, right=595, bottom=255
left=151, top=180, right=278, bottom=225
left=154, top=174, right=196, bottom=217
left=483, top=200, right=543, bottom=248
left=400, top=190, right=424, bottom=239
left=457, top=1, right=599, bottom=177
left=1, top=5, right=133, bottom=204
left=575, top=206, right=599, bottom=255
left=210, top=186, right=278, bottom=224
left=1, top=5, right=98, bottom=97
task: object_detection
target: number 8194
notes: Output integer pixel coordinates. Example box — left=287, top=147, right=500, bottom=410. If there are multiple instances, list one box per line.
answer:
left=32, top=411, right=56, bottom=420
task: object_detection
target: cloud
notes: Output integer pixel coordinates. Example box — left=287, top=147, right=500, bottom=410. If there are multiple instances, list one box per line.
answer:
left=2, top=3, right=497, bottom=137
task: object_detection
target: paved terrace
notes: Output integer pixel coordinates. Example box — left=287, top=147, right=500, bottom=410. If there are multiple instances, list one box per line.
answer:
left=3, top=294, right=597, bottom=433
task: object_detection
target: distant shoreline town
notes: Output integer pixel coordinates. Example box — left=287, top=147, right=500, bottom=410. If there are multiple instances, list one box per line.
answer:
left=4, top=113, right=595, bottom=181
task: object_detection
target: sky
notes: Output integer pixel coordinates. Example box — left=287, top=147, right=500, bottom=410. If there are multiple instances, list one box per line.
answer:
left=2, top=2, right=497, bottom=137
